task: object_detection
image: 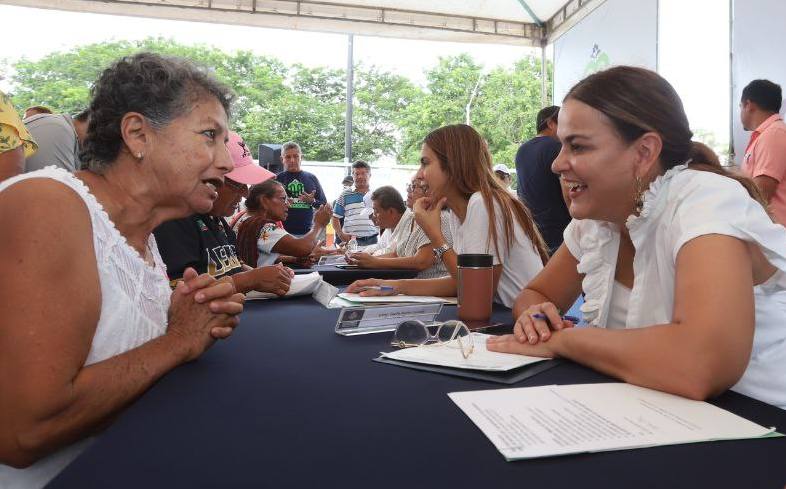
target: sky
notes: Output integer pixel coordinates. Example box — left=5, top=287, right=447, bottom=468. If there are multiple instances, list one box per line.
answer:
left=658, top=0, right=730, bottom=148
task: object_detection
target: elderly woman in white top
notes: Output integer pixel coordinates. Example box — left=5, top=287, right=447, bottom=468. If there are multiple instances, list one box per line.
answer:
left=487, top=66, right=786, bottom=410
left=0, top=53, right=245, bottom=488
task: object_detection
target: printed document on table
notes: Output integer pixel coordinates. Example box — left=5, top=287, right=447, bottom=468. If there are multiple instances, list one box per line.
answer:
left=448, top=383, right=780, bottom=461
left=338, top=292, right=457, bottom=304
left=380, top=333, right=548, bottom=371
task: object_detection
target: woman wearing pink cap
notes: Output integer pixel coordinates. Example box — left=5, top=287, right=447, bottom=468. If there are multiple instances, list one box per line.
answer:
left=154, top=131, right=294, bottom=296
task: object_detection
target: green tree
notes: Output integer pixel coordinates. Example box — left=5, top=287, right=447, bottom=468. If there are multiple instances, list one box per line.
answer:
left=474, top=56, right=553, bottom=166
left=5, top=38, right=545, bottom=166
left=352, top=64, right=421, bottom=161
left=399, top=54, right=484, bottom=162
left=398, top=53, right=551, bottom=166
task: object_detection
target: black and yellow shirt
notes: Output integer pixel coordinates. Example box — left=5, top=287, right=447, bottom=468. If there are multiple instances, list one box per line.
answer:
left=154, top=214, right=244, bottom=286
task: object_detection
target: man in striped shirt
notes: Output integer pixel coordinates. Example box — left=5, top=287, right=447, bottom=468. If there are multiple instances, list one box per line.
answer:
left=332, top=160, right=378, bottom=246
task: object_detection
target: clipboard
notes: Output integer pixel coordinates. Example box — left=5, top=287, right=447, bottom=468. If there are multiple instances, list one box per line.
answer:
left=372, top=356, right=562, bottom=385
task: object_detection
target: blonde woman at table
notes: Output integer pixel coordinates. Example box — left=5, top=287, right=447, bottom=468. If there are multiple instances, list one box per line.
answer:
left=0, top=53, right=246, bottom=488
left=236, top=179, right=333, bottom=268
left=347, top=124, right=549, bottom=307
left=487, top=66, right=786, bottom=410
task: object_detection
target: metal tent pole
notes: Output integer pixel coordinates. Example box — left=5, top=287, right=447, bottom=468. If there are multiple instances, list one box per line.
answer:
left=345, top=33, right=354, bottom=165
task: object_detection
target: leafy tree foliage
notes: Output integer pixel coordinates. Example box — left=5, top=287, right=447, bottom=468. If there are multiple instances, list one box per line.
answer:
left=4, top=38, right=550, bottom=166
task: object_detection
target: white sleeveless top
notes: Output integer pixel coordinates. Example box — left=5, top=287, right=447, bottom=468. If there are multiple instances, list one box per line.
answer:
left=0, top=167, right=171, bottom=489
left=563, top=165, right=786, bottom=410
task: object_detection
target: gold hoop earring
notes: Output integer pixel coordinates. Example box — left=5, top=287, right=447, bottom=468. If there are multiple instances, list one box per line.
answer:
left=633, top=176, right=645, bottom=215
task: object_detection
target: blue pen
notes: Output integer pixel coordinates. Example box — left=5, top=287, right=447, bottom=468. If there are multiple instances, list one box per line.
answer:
left=530, top=313, right=580, bottom=323
left=358, top=285, right=395, bottom=293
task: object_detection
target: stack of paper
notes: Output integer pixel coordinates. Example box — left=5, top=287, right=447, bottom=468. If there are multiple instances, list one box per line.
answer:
left=448, top=383, right=780, bottom=461
left=245, top=272, right=323, bottom=300
left=380, top=333, right=548, bottom=371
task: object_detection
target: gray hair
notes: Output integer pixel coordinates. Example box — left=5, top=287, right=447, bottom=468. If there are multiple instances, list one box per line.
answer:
left=81, top=52, right=234, bottom=173
left=281, top=141, right=302, bottom=155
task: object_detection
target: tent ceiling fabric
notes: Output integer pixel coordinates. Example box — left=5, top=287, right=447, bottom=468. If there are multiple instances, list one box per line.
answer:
left=2, top=0, right=593, bottom=45
left=312, top=1, right=566, bottom=24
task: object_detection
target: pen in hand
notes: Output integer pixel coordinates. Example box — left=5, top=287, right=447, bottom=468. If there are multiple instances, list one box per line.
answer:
left=357, top=285, right=395, bottom=293
left=529, top=313, right=580, bottom=324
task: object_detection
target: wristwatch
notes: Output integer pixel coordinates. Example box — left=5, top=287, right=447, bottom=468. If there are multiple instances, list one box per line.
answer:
left=432, top=243, right=452, bottom=264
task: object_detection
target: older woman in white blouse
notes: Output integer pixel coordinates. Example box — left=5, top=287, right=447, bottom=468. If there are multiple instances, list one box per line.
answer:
left=488, top=66, right=786, bottom=410
left=0, top=53, right=245, bottom=488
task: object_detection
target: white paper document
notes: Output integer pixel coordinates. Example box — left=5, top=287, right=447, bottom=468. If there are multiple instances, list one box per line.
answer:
left=245, top=272, right=323, bottom=300
left=380, top=333, right=549, bottom=371
left=338, top=292, right=457, bottom=305
left=448, top=383, right=779, bottom=461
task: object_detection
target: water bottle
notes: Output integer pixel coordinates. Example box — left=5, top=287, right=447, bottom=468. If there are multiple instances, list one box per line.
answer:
left=347, top=236, right=358, bottom=253
left=457, top=254, right=494, bottom=324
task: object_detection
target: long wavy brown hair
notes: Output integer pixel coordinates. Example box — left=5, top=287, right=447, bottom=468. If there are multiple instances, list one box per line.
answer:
left=236, top=180, right=283, bottom=266
left=423, top=124, right=549, bottom=264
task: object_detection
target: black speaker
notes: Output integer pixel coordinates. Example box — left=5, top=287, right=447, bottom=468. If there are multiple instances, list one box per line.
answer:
left=258, top=144, right=283, bottom=174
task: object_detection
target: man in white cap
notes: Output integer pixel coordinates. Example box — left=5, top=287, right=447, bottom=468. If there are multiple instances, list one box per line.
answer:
left=493, top=163, right=514, bottom=192
left=154, top=131, right=293, bottom=295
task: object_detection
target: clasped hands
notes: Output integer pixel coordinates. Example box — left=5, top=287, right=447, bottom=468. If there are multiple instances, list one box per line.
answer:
left=167, top=267, right=245, bottom=361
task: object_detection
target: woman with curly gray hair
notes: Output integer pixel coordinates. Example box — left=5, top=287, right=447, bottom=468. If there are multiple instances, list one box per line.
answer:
left=0, top=52, right=245, bottom=488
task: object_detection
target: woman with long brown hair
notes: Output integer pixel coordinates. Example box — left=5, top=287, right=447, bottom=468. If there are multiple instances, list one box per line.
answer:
left=347, top=124, right=548, bottom=308
left=487, top=66, right=786, bottom=409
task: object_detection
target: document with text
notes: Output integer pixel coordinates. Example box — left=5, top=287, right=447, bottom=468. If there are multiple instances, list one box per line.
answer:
left=381, top=333, right=548, bottom=371
left=448, top=383, right=779, bottom=461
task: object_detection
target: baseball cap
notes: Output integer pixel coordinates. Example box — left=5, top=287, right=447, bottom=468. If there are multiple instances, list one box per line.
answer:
left=225, top=131, right=275, bottom=185
left=493, top=164, right=511, bottom=175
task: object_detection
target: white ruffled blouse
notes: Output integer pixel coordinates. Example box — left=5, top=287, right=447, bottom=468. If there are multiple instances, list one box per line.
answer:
left=564, top=164, right=786, bottom=409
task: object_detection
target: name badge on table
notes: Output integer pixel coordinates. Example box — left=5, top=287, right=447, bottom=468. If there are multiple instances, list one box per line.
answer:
left=335, top=303, right=443, bottom=336
left=318, top=255, right=348, bottom=266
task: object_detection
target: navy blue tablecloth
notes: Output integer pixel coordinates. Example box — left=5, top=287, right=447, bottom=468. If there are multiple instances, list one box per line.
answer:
left=48, top=297, right=786, bottom=488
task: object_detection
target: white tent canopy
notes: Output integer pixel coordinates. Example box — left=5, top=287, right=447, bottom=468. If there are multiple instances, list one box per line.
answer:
left=1, top=0, right=604, bottom=45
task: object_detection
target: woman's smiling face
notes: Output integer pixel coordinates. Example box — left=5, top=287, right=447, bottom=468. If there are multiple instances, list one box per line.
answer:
left=552, top=98, right=643, bottom=224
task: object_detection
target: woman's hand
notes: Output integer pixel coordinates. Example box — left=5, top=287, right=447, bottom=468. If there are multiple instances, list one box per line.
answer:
left=345, top=278, right=399, bottom=296
left=167, top=278, right=244, bottom=361
left=513, top=302, right=575, bottom=344
left=486, top=334, right=558, bottom=358
left=313, top=204, right=332, bottom=227
left=178, top=268, right=241, bottom=313
left=413, top=196, right=446, bottom=240
left=345, top=252, right=376, bottom=268
left=249, top=263, right=294, bottom=296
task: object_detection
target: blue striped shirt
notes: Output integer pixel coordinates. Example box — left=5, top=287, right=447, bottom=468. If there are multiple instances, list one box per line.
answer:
left=333, top=188, right=378, bottom=238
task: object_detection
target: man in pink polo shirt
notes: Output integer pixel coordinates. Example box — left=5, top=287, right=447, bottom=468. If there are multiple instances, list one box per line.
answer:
left=740, top=79, right=786, bottom=224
